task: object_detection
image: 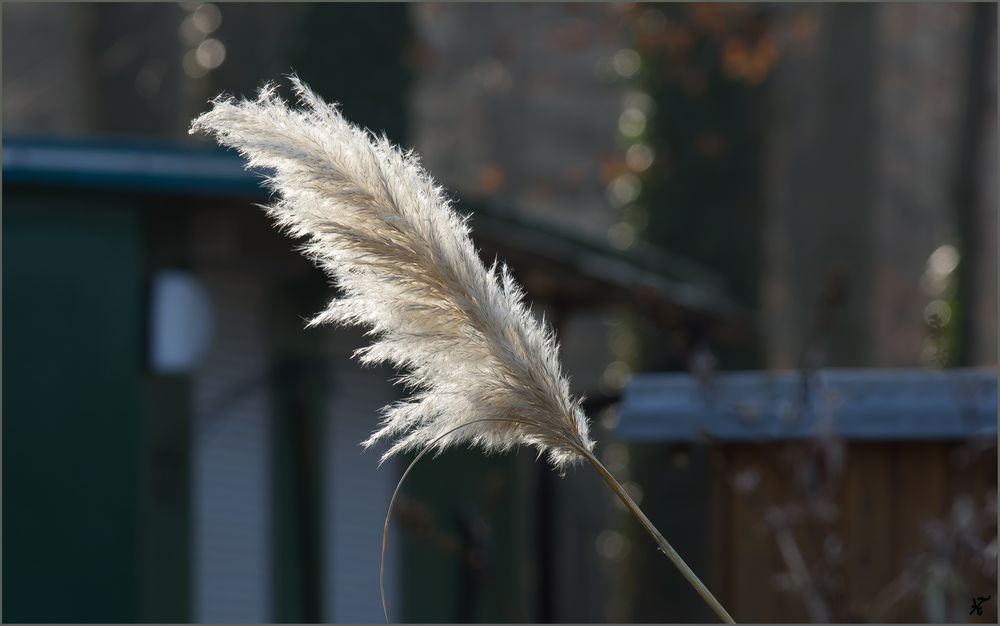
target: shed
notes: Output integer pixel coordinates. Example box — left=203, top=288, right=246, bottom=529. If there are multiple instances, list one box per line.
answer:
left=616, top=368, right=997, bottom=622
left=4, top=135, right=744, bottom=623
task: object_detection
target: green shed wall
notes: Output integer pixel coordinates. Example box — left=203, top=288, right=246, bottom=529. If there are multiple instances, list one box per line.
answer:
left=4, top=191, right=145, bottom=621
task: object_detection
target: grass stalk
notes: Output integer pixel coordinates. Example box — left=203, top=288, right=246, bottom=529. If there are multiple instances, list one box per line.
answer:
left=582, top=448, right=735, bottom=624
left=381, top=418, right=735, bottom=624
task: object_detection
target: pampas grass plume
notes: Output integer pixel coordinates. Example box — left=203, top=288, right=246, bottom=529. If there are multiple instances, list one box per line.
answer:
left=191, top=76, right=594, bottom=471
left=190, top=76, right=733, bottom=624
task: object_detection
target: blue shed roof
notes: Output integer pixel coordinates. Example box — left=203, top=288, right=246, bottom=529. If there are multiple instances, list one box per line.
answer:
left=616, top=368, right=997, bottom=442
left=3, top=135, right=265, bottom=197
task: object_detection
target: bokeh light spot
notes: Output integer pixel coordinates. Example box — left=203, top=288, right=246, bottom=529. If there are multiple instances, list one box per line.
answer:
left=612, top=48, right=641, bottom=78
left=618, top=108, right=647, bottom=138
left=596, top=529, right=629, bottom=560
left=602, top=360, right=632, bottom=389
left=924, top=299, right=952, bottom=327
left=182, top=49, right=208, bottom=78
left=608, top=223, right=636, bottom=251
left=928, top=244, right=960, bottom=277
left=625, top=144, right=654, bottom=172
left=608, top=173, right=641, bottom=207
left=192, top=3, right=222, bottom=35
left=195, top=38, right=226, bottom=70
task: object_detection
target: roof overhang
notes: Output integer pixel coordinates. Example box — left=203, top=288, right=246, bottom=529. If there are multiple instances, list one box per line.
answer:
left=3, top=135, right=745, bottom=323
left=616, top=367, right=998, bottom=442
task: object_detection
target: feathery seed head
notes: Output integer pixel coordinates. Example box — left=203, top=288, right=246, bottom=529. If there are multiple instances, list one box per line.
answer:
left=190, top=76, right=595, bottom=470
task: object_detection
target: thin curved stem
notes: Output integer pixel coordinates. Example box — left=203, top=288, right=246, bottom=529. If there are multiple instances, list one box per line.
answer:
left=379, top=417, right=735, bottom=624
left=380, top=418, right=551, bottom=622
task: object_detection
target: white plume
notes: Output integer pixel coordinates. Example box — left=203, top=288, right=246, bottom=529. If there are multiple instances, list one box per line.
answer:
left=190, top=76, right=595, bottom=469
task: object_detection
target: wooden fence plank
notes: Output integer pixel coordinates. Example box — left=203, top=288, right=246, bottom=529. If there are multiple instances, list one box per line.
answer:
left=841, top=444, right=896, bottom=619
left=713, top=441, right=996, bottom=623
left=886, top=442, right=949, bottom=622
left=728, top=445, right=781, bottom=622
left=709, top=447, right=732, bottom=615
left=950, top=444, right=998, bottom=624
left=777, top=442, right=832, bottom=624
left=766, top=448, right=808, bottom=623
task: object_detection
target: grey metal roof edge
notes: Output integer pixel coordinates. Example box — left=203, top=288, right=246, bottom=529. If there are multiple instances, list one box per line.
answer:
left=465, top=201, right=731, bottom=292
left=466, top=207, right=746, bottom=320
left=617, top=367, right=998, bottom=442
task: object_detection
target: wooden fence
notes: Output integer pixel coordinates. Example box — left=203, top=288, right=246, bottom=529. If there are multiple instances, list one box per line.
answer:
left=710, top=441, right=996, bottom=622
left=619, top=368, right=997, bottom=623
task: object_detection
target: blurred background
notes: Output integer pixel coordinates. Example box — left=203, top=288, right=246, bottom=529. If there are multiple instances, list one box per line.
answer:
left=3, top=2, right=997, bottom=623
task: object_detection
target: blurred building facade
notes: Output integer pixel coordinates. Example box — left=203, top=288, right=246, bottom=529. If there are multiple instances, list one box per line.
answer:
left=3, top=2, right=997, bottom=624
left=759, top=3, right=998, bottom=371
left=4, top=5, right=415, bottom=623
